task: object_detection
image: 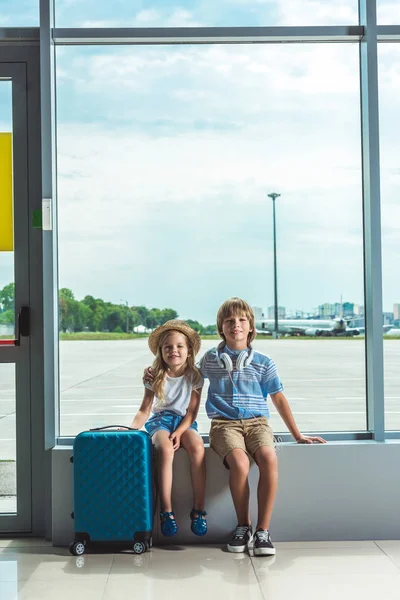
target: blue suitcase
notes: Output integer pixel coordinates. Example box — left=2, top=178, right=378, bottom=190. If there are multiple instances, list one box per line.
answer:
left=69, top=426, right=153, bottom=556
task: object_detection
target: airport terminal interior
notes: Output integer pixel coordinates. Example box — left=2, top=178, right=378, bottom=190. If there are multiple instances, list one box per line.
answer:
left=1, top=1, right=400, bottom=598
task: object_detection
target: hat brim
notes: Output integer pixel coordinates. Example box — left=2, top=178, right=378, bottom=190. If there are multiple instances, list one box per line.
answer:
left=148, top=320, right=201, bottom=356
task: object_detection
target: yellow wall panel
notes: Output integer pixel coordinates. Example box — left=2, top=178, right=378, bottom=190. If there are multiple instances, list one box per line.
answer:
left=0, top=132, right=13, bottom=252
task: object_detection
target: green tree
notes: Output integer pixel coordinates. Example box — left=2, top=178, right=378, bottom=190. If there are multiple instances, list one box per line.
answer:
left=0, top=309, right=14, bottom=324
left=0, top=283, right=15, bottom=313
left=82, top=295, right=107, bottom=331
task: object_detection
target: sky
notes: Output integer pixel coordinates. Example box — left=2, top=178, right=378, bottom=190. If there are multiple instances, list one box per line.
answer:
left=0, top=1, right=400, bottom=324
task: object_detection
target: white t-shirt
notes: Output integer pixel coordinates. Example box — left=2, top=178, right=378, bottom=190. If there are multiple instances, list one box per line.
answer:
left=146, top=372, right=203, bottom=417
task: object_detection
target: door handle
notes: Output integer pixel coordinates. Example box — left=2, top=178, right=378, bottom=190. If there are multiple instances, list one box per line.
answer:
left=0, top=306, right=30, bottom=347
left=15, top=306, right=30, bottom=345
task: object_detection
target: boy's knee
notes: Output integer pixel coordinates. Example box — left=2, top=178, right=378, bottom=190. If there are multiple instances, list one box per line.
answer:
left=226, top=449, right=250, bottom=475
left=254, top=446, right=277, bottom=469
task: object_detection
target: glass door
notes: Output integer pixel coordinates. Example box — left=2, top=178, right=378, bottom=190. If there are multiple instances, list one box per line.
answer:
left=0, top=63, right=31, bottom=532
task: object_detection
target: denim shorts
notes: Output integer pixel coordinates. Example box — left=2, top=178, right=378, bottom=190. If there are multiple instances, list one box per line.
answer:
left=145, top=410, right=198, bottom=437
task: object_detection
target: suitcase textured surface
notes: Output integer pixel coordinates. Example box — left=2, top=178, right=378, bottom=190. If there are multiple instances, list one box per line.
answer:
left=72, top=429, right=153, bottom=550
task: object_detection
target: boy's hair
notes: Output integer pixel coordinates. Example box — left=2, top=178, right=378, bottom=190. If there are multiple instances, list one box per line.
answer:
left=216, top=297, right=256, bottom=346
left=151, top=329, right=202, bottom=404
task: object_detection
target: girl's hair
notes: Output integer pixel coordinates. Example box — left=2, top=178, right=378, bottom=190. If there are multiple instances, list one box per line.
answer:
left=151, top=329, right=202, bottom=404
left=216, top=297, right=256, bottom=346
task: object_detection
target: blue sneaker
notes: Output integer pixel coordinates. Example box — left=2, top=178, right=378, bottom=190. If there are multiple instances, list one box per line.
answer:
left=160, top=511, right=178, bottom=537
left=190, top=509, right=207, bottom=536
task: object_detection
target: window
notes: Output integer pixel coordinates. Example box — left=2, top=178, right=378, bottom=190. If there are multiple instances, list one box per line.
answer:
left=379, top=44, right=400, bottom=431
left=56, top=42, right=365, bottom=436
left=377, top=1, right=400, bottom=24
left=0, top=81, right=14, bottom=340
left=0, top=0, right=39, bottom=26
left=54, top=0, right=358, bottom=28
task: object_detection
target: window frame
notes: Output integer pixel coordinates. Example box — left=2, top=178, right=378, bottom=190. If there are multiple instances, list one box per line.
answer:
left=33, top=0, right=400, bottom=444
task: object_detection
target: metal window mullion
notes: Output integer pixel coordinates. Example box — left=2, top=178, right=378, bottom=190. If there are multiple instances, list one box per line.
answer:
left=359, top=0, right=385, bottom=441
left=377, top=25, right=400, bottom=41
left=52, top=25, right=364, bottom=45
left=40, top=0, right=59, bottom=448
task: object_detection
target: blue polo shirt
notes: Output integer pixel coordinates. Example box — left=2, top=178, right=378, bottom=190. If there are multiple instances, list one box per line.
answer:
left=198, top=345, right=284, bottom=420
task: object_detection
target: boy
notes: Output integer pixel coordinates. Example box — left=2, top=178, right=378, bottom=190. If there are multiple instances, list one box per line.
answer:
left=199, top=297, right=325, bottom=556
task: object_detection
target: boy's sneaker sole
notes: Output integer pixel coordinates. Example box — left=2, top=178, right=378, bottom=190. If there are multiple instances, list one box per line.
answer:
left=227, top=535, right=253, bottom=553
left=253, top=546, right=276, bottom=556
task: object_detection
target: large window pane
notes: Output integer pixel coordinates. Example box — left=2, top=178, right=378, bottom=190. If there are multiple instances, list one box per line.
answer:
left=379, top=44, right=400, bottom=431
left=55, top=0, right=357, bottom=28
left=0, top=1, right=38, bottom=26
left=0, top=81, right=15, bottom=341
left=378, top=2, right=400, bottom=24
left=0, top=365, right=16, bottom=514
left=56, top=43, right=365, bottom=437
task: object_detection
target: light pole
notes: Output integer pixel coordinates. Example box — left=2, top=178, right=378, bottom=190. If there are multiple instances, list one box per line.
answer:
left=268, top=192, right=281, bottom=339
left=120, top=299, right=130, bottom=334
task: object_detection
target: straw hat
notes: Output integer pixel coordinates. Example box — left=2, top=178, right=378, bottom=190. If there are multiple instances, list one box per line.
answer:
left=148, top=320, right=201, bottom=356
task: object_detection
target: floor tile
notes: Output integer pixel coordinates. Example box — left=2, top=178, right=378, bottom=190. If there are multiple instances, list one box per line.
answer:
left=274, top=540, right=377, bottom=549
left=0, top=579, right=106, bottom=600
left=251, top=547, right=400, bottom=576
left=255, top=573, right=400, bottom=600
left=105, top=546, right=263, bottom=599
left=374, top=540, right=400, bottom=568
left=0, top=553, right=113, bottom=582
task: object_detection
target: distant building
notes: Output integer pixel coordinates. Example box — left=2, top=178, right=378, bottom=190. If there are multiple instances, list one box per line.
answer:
left=394, top=304, right=400, bottom=321
left=383, top=312, right=394, bottom=326
left=318, top=303, right=341, bottom=319
left=342, top=302, right=355, bottom=317
left=267, top=306, right=285, bottom=319
left=133, top=325, right=153, bottom=333
left=252, top=306, right=263, bottom=321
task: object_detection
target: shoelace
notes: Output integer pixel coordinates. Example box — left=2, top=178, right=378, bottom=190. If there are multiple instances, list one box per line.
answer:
left=256, top=531, right=270, bottom=543
left=234, top=526, right=250, bottom=539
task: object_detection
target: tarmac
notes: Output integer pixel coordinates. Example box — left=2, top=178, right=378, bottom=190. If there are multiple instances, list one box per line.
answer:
left=1, top=338, right=400, bottom=464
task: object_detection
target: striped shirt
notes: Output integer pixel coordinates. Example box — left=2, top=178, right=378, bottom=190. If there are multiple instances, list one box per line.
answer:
left=198, top=345, right=283, bottom=420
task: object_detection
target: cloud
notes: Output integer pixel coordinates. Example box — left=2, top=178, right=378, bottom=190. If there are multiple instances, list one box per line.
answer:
left=51, top=26, right=400, bottom=318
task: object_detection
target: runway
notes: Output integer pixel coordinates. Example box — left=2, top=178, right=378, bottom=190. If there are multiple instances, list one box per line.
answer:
left=1, top=338, right=400, bottom=460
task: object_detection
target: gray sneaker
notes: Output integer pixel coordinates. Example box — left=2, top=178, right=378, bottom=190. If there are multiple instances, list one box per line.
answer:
left=253, top=529, right=276, bottom=556
left=227, top=525, right=253, bottom=553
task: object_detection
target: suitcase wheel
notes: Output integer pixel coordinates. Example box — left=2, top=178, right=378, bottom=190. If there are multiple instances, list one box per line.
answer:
left=69, top=541, right=86, bottom=556
left=75, top=556, right=85, bottom=568
left=133, top=541, right=146, bottom=554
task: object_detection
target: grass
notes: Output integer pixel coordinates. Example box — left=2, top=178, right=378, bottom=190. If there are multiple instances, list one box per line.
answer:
left=3, top=333, right=400, bottom=342
left=59, top=332, right=222, bottom=341
left=57, top=333, right=400, bottom=341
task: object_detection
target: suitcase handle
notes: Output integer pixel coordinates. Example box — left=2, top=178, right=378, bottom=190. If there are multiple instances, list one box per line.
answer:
left=89, top=425, right=138, bottom=431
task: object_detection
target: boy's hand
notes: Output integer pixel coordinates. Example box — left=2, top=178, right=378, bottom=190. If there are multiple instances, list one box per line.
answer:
left=142, top=366, right=154, bottom=385
left=169, top=432, right=181, bottom=451
left=296, top=434, right=326, bottom=444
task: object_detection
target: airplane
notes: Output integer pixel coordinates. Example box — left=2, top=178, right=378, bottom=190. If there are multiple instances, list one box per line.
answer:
left=255, top=317, right=360, bottom=337
left=385, top=327, right=400, bottom=337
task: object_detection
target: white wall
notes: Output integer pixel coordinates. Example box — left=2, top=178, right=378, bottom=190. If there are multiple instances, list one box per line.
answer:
left=52, top=441, right=400, bottom=547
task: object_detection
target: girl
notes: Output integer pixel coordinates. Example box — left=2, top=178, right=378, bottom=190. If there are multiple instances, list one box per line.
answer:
left=131, top=319, right=207, bottom=537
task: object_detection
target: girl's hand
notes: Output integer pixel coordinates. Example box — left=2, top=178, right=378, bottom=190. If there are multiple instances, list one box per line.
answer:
left=169, top=432, right=181, bottom=451
left=142, top=367, right=154, bottom=385
left=296, top=434, right=326, bottom=444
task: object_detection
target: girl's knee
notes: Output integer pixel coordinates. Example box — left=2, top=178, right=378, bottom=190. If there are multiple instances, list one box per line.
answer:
left=155, top=438, right=174, bottom=459
left=188, top=443, right=205, bottom=462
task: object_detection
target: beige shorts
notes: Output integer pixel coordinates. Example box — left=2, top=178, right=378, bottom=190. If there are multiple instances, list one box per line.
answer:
left=210, top=416, right=275, bottom=468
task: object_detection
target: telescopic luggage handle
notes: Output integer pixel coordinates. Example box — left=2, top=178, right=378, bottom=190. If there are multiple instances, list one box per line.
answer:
left=89, top=425, right=138, bottom=431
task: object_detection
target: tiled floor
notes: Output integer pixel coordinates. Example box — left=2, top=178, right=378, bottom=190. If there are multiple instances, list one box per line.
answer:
left=1, top=539, right=400, bottom=600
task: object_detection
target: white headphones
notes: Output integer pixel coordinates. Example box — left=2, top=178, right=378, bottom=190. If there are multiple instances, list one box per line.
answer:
left=216, top=343, right=254, bottom=372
